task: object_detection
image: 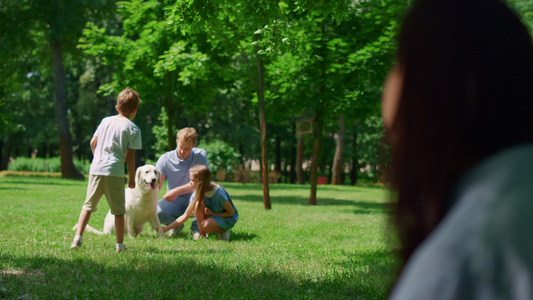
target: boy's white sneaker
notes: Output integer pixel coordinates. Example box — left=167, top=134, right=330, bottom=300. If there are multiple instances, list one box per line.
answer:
left=116, top=243, right=127, bottom=253
left=71, top=236, right=83, bottom=249
left=218, top=231, right=230, bottom=241
left=168, top=224, right=184, bottom=237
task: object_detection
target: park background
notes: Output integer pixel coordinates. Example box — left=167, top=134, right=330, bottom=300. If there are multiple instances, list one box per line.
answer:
left=0, top=0, right=532, bottom=299
left=1, top=0, right=532, bottom=200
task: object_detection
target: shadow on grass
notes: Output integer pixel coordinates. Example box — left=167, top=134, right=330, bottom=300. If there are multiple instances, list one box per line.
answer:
left=337, top=249, right=399, bottom=295
left=225, top=182, right=385, bottom=192
left=144, top=247, right=234, bottom=255
left=0, top=187, right=29, bottom=191
left=0, top=250, right=392, bottom=299
left=0, top=178, right=85, bottom=187
left=228, top=230, right=257, bottom=242
left=352, top=202, right=393, bottom=215
left=233, top=194, right=392, bottom=214
left=164, top=229, right=257, bottom=242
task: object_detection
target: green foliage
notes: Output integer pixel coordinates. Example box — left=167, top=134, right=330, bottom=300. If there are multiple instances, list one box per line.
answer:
left=202, top=140, right=242, bottom=174
left=7, top=157, right=91, bottom=174
left=151, top=107, right=176, bottom=158
left=510, top=0, right=533, bottom=34
left=0, top=176, right=398, bottom=299
left=357, top=116, right=385, bottom=171
left=0, top=0, right=117, bottom=168
left=79, top=0, right=219, bottom=158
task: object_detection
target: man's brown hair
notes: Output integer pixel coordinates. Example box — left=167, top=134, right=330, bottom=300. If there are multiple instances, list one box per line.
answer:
left=117, top=88, right=141, bottom=117
left=176, top=127, right=198, bottom=145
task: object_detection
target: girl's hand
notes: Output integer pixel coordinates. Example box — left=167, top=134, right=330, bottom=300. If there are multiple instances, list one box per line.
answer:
left=156, top=226, right=169, bottom=233
left=205, top=207, right=213, bottom=216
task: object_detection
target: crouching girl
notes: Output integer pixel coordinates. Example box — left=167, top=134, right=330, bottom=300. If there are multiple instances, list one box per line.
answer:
left=162, top=165, right=238, bottom=241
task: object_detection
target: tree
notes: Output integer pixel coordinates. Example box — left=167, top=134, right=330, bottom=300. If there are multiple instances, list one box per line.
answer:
left=79, top=0, right=219, bottom=154
left=331, top=115, right=345, bottom=184
left=166, top=0, right=287, bottom=209
left=265, top=0, right=405, bottom=202
left=510, top=0, right=533, bottom=33
left=0, top=0, right=116, bottom=178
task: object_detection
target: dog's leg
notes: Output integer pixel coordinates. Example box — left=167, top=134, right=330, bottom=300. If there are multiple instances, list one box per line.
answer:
left=102, top=211, right=116, bottom=235
left=134, top=225, right=145, bottom=236
left=126, top=214, right=136, bottom=238
left=149, top=215, right=165, bottom=238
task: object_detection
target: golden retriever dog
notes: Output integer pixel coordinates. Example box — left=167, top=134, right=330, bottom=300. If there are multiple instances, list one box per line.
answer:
left=74, top=165, right=165, bottom=238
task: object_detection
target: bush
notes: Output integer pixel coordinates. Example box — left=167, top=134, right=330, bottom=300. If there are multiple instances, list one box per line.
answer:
left=268, top=171, right=281, bottom=184
left=233, top=165, right=251, bottom=183
left=202, top=140, right=242, bottom=180
left=215, top=166, right=227, bottom=182
left=8, top=157, right=91, bottom=174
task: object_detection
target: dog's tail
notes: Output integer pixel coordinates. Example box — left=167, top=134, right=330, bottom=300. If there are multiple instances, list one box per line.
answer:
left=72, top=224, right=104, bottom=235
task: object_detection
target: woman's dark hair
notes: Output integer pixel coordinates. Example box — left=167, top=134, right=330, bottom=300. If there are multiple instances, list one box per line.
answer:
left=389, top=0, right=533, bottom=266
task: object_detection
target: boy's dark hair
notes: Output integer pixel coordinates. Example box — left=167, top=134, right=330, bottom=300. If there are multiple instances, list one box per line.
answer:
left=117, top=88, right=141, bottom=117
left=388, top=0, right=533, bottom=266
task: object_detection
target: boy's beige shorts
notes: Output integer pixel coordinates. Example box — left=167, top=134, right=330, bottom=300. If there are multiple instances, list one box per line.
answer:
left=82, top=175, right=126, bottom=215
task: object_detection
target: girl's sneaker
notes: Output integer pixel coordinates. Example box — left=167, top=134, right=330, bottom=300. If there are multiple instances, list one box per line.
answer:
left=218, top=231, right=230, bottom=241
left=193, top=232, right=207, bottom=240
left=71, top=236, right=83, bottom=249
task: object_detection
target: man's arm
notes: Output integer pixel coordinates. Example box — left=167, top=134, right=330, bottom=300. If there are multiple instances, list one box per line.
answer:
left=163, top=184, right=194, bottom=202
left=159, top=175, right=166, bottom=191
left=126, top=148, right=136, bottom=189
left=155, top=154, right=166, bottom=191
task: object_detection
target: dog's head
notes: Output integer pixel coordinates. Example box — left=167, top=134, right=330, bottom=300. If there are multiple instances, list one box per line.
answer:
left=135, top=165, right=161, bottom=191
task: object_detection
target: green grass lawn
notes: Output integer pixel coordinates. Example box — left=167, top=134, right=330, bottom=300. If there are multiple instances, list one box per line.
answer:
left=0, top=176, right=399, bottom=299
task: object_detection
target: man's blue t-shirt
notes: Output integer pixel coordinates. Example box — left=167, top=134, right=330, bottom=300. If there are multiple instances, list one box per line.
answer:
left=156, top=147, right=208, bottom=203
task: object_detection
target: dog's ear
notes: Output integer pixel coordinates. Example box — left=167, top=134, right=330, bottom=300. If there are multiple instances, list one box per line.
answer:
left=156, top=168, right=161, bottom=186
left=135, top=167, right=142, bottom=186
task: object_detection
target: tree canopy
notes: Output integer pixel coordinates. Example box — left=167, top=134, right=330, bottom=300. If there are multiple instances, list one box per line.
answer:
left=2, top=0, right=530, bottom=204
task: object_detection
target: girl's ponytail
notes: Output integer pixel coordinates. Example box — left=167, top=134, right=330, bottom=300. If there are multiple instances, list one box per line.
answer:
left=185, top=165, right=212, bottom=217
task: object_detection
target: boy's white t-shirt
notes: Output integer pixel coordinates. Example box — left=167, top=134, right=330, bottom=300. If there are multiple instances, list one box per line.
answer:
left=89, top=115, right=142, bottom=177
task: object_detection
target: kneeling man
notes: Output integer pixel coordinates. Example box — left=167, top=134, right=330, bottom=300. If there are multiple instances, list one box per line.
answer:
left=156, top=127, right=209, bottom=236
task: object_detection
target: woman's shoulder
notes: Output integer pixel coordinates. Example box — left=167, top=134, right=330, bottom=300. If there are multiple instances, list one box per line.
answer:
left=391, top=149, right=533, bottom=300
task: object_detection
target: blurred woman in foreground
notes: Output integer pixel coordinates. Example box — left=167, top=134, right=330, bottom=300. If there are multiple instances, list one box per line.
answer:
left=384, top=0, right=533, bottom=298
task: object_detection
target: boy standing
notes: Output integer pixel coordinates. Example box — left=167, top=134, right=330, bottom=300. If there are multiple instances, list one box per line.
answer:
left=71, top=88, right=142, bottom=253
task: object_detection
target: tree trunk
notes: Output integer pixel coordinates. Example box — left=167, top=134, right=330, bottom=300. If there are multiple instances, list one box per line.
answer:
left=0, top=139, right=4, bottom=170
left=50, top=41, right=83, bottom=180
left=274, top=136, right=281, bottom=183
left=331, top=115, right=345, bottom=185
left=0, top=136, right=12, bottom=171
left=309, top=116, right=324, bottom=205
left=289, top=125, right=297, bottom=184
left=309, top=21, right=327, bottom=204
left=255, top=51, right=271, bottom=210
left=350, top=130, right=358, bottom=185
left=238, top=144, right=245, bottom=166
left=166, top=73, right=177, bottom=151
left=296, top=134, right=305, bottom=184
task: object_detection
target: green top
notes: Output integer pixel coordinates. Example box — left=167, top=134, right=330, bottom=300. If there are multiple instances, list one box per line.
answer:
left=391, top=144, right=533, bottom=300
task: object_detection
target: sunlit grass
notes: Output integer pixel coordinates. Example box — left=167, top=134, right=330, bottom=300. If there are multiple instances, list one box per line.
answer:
left=0, top=176, right=398, bottom=299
